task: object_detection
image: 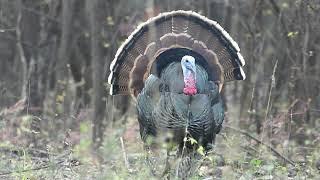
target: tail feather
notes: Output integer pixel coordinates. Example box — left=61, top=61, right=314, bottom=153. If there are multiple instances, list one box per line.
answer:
left=108, top=10, right=246, bottom=96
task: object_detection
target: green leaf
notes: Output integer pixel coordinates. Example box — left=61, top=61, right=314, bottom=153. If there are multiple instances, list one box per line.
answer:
left=80, top=122, right=90, bottom=133
left=197, top=146, right=205, bottom=156
left=189, top=137, right=198, bottom=145
left=287, top=31, right=298, bottom=38
left=250, top=158, right=262, bottom=167
left=56, top=95, right=64, bottom=103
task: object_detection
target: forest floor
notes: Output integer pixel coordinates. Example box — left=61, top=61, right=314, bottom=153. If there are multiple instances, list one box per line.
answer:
left=0, top=106, right=320, bottom=179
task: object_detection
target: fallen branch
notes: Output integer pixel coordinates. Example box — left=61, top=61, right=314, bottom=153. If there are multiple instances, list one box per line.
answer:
left=0, top=160, right=82, bottom=176
left=0, top=160, right=64, bottom=176
left=0, top=149, right=75, bottom=176
left=223, top=125, right=296, bottom=166
left=0, top=147, right=58, bottom=158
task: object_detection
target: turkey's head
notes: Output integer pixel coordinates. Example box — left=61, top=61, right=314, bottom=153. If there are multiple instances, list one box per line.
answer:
left=181, top=55, right=197, bottom=96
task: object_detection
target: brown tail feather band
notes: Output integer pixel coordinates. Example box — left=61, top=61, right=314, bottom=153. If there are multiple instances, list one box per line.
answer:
left=108, top=10, right=246, bottom=96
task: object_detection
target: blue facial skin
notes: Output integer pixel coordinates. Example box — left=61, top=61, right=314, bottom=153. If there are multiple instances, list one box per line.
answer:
left=181, top=55, right=196, bottom=80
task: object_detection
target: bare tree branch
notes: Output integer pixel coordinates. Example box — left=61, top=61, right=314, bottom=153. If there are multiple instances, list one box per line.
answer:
left=223, top=125, right=296, bottom=166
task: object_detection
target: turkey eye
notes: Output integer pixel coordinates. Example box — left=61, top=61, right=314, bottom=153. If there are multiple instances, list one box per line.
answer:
left=186, top=60, right=189, bottom=63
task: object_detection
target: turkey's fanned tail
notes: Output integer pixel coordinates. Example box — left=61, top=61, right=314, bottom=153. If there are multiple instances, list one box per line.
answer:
left=108, top=10, right=246, bottom=96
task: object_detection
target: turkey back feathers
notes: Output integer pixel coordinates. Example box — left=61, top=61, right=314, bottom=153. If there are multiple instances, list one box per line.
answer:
left=108, top=10, right=246, bottom=96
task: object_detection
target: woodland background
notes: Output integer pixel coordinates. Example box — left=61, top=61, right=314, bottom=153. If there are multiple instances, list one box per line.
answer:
left=0, top=0, right=319, bottom=179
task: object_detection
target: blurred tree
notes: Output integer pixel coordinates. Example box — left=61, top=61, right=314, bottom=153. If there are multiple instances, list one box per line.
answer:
left=87, top=0, right=108, bottom=147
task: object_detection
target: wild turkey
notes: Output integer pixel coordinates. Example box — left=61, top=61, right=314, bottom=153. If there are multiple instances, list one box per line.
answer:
left=108, top=10, right=246, bottom=178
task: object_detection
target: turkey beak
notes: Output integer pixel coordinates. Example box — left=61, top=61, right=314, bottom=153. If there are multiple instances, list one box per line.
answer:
left=218, top=83, right=223, bottom=93
left=215, top=81, right=223, bottom=93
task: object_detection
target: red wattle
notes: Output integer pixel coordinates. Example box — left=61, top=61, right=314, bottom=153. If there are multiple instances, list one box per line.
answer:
left=183, top=76, right=197, bottom=96
left=183, top=87, right=197, bottom=96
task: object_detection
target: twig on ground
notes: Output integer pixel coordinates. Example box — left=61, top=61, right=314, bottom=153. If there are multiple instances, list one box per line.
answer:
left=0, top=160, right=63, bottom=176
left=223, top=125, right=296, bottom=166
left=0, top=147, right=58, bottom=157
left=120, top=136, right=131, bottom=171
left=0, top=149, right=74, bottom=176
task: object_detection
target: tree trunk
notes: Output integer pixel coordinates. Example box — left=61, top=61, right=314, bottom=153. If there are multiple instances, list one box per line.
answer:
left=55, top=0, right=75, bottom=121
left=16, top=0, right=42, bottom=147
left=87, top=0, right=106, bottom=148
